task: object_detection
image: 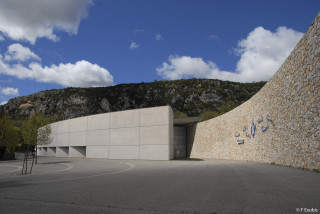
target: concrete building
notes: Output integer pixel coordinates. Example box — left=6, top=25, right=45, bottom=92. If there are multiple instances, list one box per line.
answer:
left=38, top=106, right=174, bottom=160
left=38, top=106, right=200, bottom=160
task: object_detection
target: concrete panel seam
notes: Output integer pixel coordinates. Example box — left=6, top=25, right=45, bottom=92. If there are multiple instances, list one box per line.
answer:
left=138, top=109, right=141, bottom=159
left=108, top=110, right=111, bottom=158
left=140, top=124, right=169, bottom=127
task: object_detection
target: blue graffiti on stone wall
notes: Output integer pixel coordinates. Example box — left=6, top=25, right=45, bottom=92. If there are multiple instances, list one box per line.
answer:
left=262, top=124, right=269, bottom=132
left=251, top=122, right=256, bottom=137
left=234, top=115, right=274, bottom=143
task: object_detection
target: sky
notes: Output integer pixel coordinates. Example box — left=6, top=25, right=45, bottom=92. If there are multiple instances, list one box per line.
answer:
left=0, top=0, right=319, bottom=105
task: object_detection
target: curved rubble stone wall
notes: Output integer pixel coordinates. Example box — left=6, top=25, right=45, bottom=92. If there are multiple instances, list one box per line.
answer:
left=190, top=12, right=320, bottom=170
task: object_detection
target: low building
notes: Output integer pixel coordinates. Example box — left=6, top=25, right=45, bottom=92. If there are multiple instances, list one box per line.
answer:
left=38, top=106, right=199, bottom=160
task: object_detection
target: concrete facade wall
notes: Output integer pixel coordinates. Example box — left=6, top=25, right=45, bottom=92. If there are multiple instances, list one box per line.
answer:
left=38, top=106, right=173, bottom=160
left=189, top=13, right=320, bottom=170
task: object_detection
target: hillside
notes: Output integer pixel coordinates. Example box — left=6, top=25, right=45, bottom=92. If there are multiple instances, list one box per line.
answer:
left=0, top=79, right=266, bottom=121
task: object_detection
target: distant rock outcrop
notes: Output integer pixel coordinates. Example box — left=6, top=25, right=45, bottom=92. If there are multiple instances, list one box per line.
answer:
left=0, top=79, right=265, bottom=121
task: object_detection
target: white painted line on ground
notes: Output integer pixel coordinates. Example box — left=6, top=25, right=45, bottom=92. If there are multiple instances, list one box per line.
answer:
left=0, top=165, right=22, bottom=175
left=24, top=162, right=135, bottom=184
left=37, top=163, right=74, bottom=175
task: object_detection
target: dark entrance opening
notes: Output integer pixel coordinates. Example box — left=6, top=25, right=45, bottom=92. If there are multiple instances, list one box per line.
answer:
left=173, top=117, right=202, bottom=159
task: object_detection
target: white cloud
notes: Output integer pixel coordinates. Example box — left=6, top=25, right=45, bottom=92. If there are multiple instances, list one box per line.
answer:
left=209, top=34, right=219, bottom=41
left=0, top=0, right=93, bottom=44
left=4, top=43, right=40, bottom=62
left=155, top=34, right=163, bottom=41
left=130, top=41, right=140, bottom=50
left=29, top=60, right=114, bottom=87
left=0, top=100, right=8, bottom=105
left=1, top=87, right=19, bottom=96
left=157, top=26, right=303, bottom=82
left=234, top=26, right=303, bottom=82
left=0, top=44, right=114, bottom=87
left=134, top=29, right=145, bottom=35
left=0, top=35, right=4, bottom=41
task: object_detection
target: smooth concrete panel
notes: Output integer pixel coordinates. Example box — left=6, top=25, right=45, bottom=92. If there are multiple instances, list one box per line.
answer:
left=110, top=127, right=139, bottom=146
left=86, top=130, right=109, bottom=146
left=50, top=134, right=57, bottom=147
left=47, top=147, right=56, bottom=157
left=69, top=146, right=86, bottom=157
left=50, top=123, right=59, bottom=135
left=87, top=113, right=110, bottom=130
left=86, top=146, right=109, bottom=158
left=110, top=109, right=139, bottom=128
left=56, top=133, right=69, bottom=147
left=169, top=107, right=174, bottom=160
left=57, top=120, right=70, bottom=134
left=70, top=132, right=86, bottom=146
left=56, top=147, right=69, bottom=157
left=140, top=106, right=170, bottom=127
left=140, top=125, right=169, bottom=145
left=46, top=133, right=57, bottom=147
left=109, top=146, right=139, bottom=159
left=70, top=117, right=87, bottom=133
left=139, top=145, right=170, bottom=160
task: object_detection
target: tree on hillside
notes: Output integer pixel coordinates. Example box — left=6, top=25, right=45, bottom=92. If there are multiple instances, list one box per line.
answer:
left=0, top=114, right=19, bottom=159
left=21, top=112, right=53, bottom=164
left=173, top=110, right=188, bottom=119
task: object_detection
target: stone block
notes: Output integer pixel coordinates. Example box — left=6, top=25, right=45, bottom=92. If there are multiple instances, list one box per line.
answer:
left=86, top=130, right=109, bottom=146
left=86, top=146, right=109, bottom=158
left=109, top=146, right=139, bottom=159
left=87, top=113, right=110, bottom=130
left=110, top=127, right=139, bottom=146
left=110, top=109, right=139, bottom=128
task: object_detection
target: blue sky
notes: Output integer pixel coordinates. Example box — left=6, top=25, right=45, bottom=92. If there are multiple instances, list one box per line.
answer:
left=0, top=0, right=319, bottom=105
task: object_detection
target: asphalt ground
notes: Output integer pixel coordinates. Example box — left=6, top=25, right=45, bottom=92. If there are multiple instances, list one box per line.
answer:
left=0, top=157, right=319, bottom=214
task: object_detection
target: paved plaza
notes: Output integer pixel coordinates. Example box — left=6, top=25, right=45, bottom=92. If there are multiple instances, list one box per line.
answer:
left=0, top=157, right=319, bottom=214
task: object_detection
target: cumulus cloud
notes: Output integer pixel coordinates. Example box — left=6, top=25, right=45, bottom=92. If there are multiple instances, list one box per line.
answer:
left=4, top=43, right=40, bottom=62
left=157, top=26, right=303, bottom=82
left=0, top=44, right=114, bottom=87
left=1, top=87, right=19, bottom=96
left=0, top=0, right=93, bottom=44
left=130, top=41, right=140, bottom=50
left=29, top=60, right=114, bottom=87
left=0, top=100, right=8, bottom=105
left=155, top=34, right=164, bottom=41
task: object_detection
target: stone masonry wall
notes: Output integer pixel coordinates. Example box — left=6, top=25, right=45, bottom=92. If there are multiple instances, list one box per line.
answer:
left=189, top=12, right=320, bottom=170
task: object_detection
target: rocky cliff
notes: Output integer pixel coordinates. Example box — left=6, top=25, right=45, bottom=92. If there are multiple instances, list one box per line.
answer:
left=0, top=79, right=265, bottom=120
